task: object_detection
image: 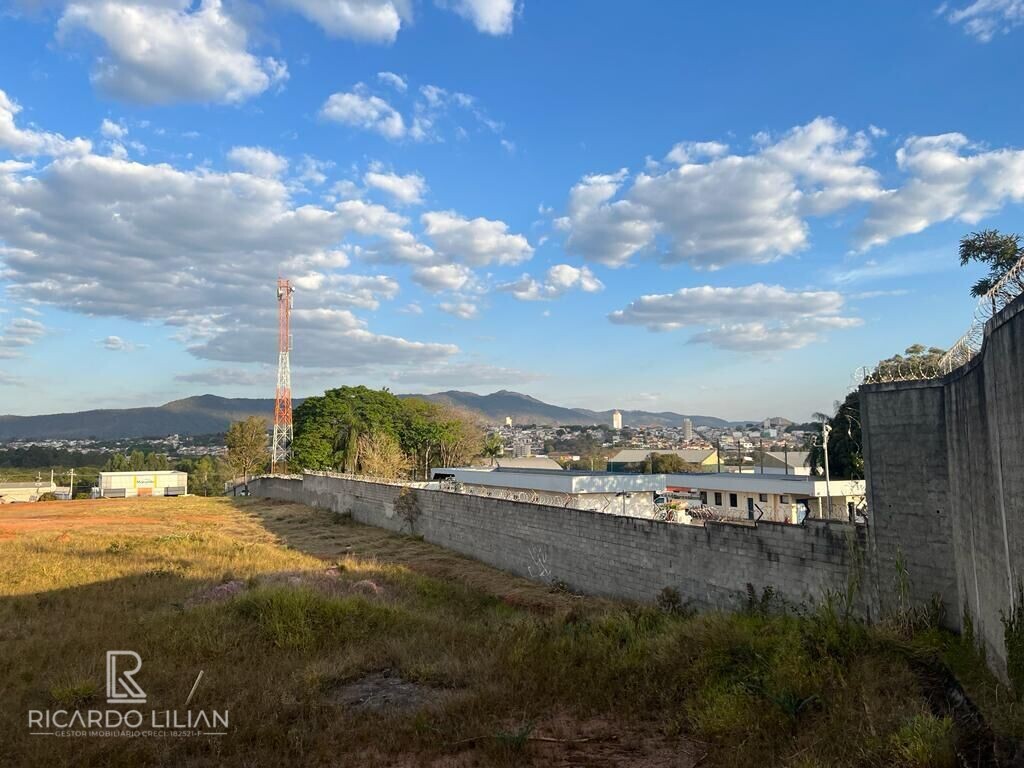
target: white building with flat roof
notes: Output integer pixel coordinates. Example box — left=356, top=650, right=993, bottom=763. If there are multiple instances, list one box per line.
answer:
left=665, top=471, right=864, bottom=523
left=95, top=471, right=188, bottom=498
left=0, top=480, right=65, bottom=503
left=432, top=466, right=666, bottom=518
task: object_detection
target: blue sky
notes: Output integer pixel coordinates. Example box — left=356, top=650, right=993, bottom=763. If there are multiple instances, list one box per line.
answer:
left=1, top=0, right=1023, bottom=420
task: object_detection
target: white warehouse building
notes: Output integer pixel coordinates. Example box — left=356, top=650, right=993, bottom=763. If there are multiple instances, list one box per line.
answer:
left=431, top=466, right=667, bottom=518
left=95, top=471, right=188, bottom=499
left=665, top=471, right=865, bottom=524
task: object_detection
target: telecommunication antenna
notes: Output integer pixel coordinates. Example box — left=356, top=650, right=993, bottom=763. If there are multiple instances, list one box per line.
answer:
left=272, top=278, right=295, bottom=473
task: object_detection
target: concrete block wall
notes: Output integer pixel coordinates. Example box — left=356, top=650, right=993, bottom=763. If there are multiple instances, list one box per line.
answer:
left=249, top=472, right=867, bottom=613
left=860, top=380, right=959, bottom=625
left=861, top=294, right=1024, bottom=676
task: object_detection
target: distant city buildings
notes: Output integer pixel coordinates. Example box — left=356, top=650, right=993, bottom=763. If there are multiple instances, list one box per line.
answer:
left=607, top=448, right=719, bottom=472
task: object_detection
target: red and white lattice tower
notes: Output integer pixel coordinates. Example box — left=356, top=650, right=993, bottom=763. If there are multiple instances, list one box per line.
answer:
left=272, top=278, right=294, bottom=472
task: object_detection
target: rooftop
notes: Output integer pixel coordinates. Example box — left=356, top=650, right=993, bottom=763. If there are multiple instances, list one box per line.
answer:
left=432, top=466, right=667, bottom=495
left=608, top=448, right=717, bottom=464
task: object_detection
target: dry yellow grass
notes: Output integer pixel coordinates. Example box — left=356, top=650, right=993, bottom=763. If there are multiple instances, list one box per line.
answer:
left=0, top=496, right=1015, bottom=768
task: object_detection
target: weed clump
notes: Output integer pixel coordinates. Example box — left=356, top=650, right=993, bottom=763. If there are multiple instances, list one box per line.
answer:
left=888, top=713, right=956, bottom=767
left=232, top=586, right=397, bottom=650
left=1001, top=583, right=1024, bottom=698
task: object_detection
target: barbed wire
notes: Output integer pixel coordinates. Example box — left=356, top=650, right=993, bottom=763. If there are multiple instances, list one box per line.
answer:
left=854, top=252, right=1024, bottom=385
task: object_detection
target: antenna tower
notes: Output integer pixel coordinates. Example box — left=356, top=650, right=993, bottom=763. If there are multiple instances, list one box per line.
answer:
left=272, top=278, right=294, bottom=472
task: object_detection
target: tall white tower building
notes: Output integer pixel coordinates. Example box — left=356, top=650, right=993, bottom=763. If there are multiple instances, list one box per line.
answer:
left=682, top=417, right=693, bottom=441
left=612, top=410, right=623, bottom=430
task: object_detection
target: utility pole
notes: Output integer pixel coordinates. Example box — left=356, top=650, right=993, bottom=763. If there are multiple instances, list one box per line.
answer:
left=716, top=439, right=721, bottom=473
left=821, top=424, right=833, bottom=519
left=67, top=468, right=75, bottom=500
left=759, top=438, right=764, bottom=474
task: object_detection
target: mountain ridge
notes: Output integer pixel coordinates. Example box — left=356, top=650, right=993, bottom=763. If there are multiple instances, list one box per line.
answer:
left=0, top=391, right=760, bottom=440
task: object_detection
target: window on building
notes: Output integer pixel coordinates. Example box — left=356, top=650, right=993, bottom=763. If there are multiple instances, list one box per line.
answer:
left=714, top=492, right=722, bottom=506
left=729, top=493, right=738, bottom=507
left=700, top=491, right=708, bottom=504
left=759, top=493, right=768, bottom=502
left=747, top=497, right=755, bottom=519
left=780, top=495, right=791, bottom=503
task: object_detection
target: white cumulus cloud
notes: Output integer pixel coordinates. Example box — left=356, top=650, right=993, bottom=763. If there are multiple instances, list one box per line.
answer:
left=377, top=71, right=408, bottom=91
left=275, top=0, right=409, bottom=42
left=412, top=263, right=474, bottom=293
left=0, top=317, right=46, bottom=359
left=942, top=0, right=1024, bottom=41
left=364, top=168, right=427, bottom=205
left=498, top=264, right=603, bottom=301
left=441, top=0, right=517, bottom=34
left=57, top=0, right=288, bottom=105
left=320, top=88, right=405, bottom=139
left=858, top=132, right=1024, bottom=248
left=100, top=118, right=127, bottom=140
left=439, top=301, right=478, bottom=320
left=609, top=284, right=861, bottom=351
left=0, top=89, right=91, bottom=157
left=227, top=146, right=289, bottom=177
left=421, top=210, right=532, bottom=266
left=559, top=118, right=882, bottom=268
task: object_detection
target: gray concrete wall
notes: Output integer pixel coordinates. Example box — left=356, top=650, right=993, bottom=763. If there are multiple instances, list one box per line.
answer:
left=249, top=472, right=866, bottom=613
left=862, top=294, right=1024, bottom=675
left=861, top=380, right=959, bottom=624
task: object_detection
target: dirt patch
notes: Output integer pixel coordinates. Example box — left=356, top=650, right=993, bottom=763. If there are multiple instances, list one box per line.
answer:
left=523, top=713, right=698, bottom=767
left=183, top=567, right=356, bottom=606
left=330, top=671, right=451, bottom=714
left=445, top=713, right=699, bottom=768
left=0, top=513, right=161, bottom=535
left=260, top=566, right=347, bottom=592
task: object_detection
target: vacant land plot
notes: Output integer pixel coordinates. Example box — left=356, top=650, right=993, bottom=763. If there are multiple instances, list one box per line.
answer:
left=0, top=496, right=1020, bottom=767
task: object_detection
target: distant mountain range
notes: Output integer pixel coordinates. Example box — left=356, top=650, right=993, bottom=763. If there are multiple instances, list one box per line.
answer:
left=0, top=390, right=756, bottom=441
left=400, top=390, right=739, bottom=428
left=0, top=395, right=285, bottom=441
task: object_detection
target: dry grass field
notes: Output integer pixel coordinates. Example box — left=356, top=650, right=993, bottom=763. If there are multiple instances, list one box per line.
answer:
left=0, top=496, right=1020, bottom=767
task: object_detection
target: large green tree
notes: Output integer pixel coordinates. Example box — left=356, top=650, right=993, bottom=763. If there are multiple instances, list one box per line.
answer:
left=808, top=390, right=863, bottom=480
left=292, top=386, right=484, bottom=479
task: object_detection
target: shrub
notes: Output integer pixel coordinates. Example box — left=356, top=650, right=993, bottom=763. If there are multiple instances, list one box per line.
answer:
left=394, top=487, right=421, bottom=533
left=49, top=677, right=99, bottom=707
left=657, top=586, right=693, bottom=617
